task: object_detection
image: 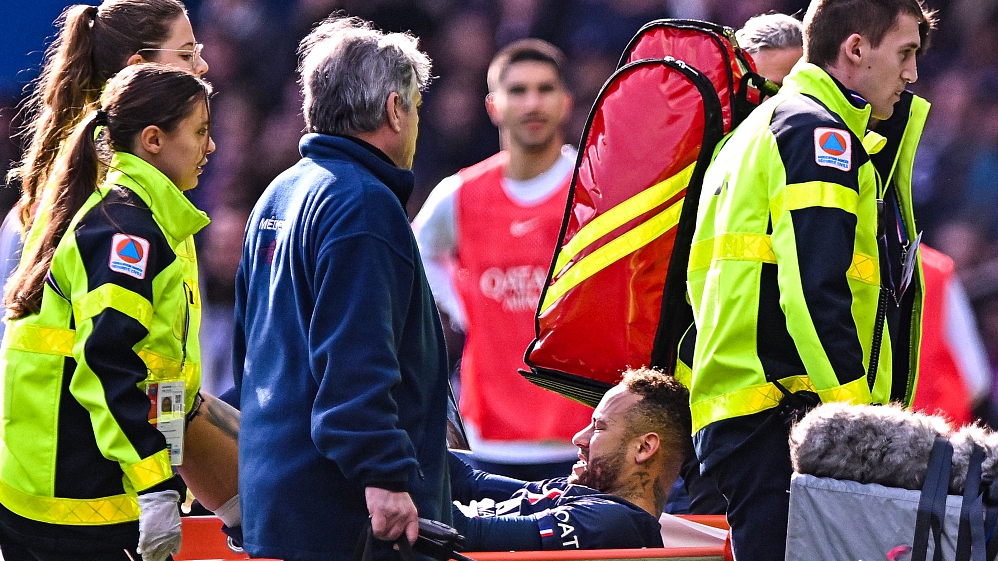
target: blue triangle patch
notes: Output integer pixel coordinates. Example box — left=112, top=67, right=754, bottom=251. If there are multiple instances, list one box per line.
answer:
left=120, top=241, right=141, bottom=260
left=822, top=134, right=844, bottom=152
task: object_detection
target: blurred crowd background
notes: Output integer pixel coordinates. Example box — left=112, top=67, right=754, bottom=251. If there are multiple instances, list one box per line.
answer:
left=3, top=0, right=998, bottom=411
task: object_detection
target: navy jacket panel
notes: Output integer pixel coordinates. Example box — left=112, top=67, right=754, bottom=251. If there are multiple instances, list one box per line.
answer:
left=235, top=134, right=451, bottom=561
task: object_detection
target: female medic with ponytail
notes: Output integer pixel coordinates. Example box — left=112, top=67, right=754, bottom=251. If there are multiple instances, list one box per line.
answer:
left=0, top=64, right=213, bottom=561
left=3, top=2, right=243, bottom=543
left=2, top=0, right=208, bottom=326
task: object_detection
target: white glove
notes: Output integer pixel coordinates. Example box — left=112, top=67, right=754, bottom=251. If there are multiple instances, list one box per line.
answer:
left=137, top=490, right=182, bottom=561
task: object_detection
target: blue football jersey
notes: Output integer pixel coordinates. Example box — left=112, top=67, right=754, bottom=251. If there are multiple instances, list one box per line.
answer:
left=466, top=478, right=664, bottom=550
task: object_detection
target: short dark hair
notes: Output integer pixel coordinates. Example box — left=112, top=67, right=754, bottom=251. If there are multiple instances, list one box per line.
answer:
left=486, top=38, right=566, bottom=93
left=803, top=0, right=937, bottom=68
left=620, top=367, right=692, bottom=457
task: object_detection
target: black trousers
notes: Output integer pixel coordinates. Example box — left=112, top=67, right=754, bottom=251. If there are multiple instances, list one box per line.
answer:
left=0, top=520, right=170, bottom=561
left=708, top=413, right=794, bottom=561
left=680, top=454, right=728, bottom=514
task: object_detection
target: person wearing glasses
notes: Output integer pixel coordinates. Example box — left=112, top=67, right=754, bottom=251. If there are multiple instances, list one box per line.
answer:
left=2, top=0, right=209, bottom=343
left=0, top=64, right=214, bottom=561
left=0, top=2, right=233, bottom=559
left=137, top=41, right=204, bottom=72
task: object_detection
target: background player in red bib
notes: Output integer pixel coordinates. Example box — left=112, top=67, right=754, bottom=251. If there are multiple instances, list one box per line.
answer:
left=413, top=39, right=592, bottom=480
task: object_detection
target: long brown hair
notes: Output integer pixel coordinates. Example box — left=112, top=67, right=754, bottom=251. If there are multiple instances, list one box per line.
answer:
left=8, top=0, right=187, bottom=231
left=4, top=64, right=211, bottom=319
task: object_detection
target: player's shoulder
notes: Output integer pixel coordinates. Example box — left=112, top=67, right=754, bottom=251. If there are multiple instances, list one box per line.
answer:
left=457, top=152, right=508, bottom=182
left=536, top=486, right=664, bottom=549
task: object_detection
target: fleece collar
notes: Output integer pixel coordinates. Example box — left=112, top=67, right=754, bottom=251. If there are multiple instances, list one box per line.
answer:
left=104, top=151, right=211, bottom=242
left=781, top=62, right=873, bottom=139
left=299, top=133, right=415, bottom=208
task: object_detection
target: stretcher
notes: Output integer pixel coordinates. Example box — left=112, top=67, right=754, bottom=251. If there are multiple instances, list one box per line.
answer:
left=174, top=515, right=731, bottom=561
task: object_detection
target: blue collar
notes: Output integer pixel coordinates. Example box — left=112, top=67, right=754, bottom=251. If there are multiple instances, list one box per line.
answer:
left=298, top=133, right=414, bottom=208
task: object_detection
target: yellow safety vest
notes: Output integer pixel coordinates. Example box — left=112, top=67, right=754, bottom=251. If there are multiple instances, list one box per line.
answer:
left=686, top=63, right=926, bottom=433
left=0, top=152, right=207, bottom=525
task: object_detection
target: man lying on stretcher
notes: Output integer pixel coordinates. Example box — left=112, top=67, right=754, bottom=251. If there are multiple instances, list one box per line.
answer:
left=450, top=367, right=692, bottom=550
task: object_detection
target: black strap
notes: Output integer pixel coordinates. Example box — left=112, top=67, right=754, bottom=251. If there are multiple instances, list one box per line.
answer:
left=771, top=379, right=819, bottom=426
left=985, top=501, right=998, bottom=561
left=957, top=444, right=987, bottom=561
left=914, top=437, right=954, bottom=561
left=352, top=522, right=416, bottom=561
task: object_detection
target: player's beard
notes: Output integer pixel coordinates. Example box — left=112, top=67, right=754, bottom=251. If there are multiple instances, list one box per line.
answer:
left=573, top=443, right=626, bottom=495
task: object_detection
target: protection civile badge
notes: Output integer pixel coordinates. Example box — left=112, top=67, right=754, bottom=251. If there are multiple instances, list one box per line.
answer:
left=814, top=128, right=852, bottom=172
left=108, top=233, right=150, bottom=279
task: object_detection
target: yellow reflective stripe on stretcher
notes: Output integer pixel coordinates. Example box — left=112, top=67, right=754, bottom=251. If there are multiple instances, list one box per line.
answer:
left=541, top=163, right=695, bottom=313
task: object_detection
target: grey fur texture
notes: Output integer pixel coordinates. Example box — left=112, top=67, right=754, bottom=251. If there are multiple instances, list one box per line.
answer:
left=949, top=424, right=998, bottom=493
left=790, top=403, right=997, bottom=493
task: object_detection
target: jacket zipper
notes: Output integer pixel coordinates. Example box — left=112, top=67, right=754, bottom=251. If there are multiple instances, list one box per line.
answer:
left=867, top=286, right=888, bottom=390
left=868, top=181, right=889, bottom=392
left=181, top=282, right=192, bottom=376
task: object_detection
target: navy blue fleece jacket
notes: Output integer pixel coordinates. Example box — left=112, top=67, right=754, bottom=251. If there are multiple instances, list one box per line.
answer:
left=234, top=134, right=451, bottom=561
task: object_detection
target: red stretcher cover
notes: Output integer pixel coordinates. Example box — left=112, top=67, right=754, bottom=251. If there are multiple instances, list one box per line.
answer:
left=523, top=20, right=763, bottom=407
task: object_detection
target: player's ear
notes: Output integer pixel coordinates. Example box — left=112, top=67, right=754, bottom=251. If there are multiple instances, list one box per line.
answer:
left=634, top=432, right=660, bottom=464
left=485, top=93, right=501, bottom=127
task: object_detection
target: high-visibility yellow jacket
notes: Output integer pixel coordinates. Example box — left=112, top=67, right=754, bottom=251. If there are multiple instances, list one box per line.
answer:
left=686, top=63, right=926, bottom=436
left=0, top=152, right=206, bottom=529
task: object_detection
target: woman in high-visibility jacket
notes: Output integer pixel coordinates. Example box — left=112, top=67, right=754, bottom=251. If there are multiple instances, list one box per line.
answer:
left=1, top=0, right=209, bottom=342
left=0, top=64, right=213, bottom=561
left=1, top=1, right=242, bottom=542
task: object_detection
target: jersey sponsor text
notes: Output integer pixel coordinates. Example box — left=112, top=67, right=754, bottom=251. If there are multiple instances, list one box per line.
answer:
left=479, top=266, right=547, bottom=312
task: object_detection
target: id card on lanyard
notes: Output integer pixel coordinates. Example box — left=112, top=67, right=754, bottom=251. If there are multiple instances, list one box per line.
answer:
left=899, top=231, right=921, bottom=302
left=147, top=381, right=185, bottom=465
left=878, top=189, right=921, bottom=305
left=889, top=191, right=921, bottom=304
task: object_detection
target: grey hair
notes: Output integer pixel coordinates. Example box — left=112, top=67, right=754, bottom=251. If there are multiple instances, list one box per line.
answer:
left=299, top=15, right=432, bottom=136
left=736, top=13, right=804, bottom=54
